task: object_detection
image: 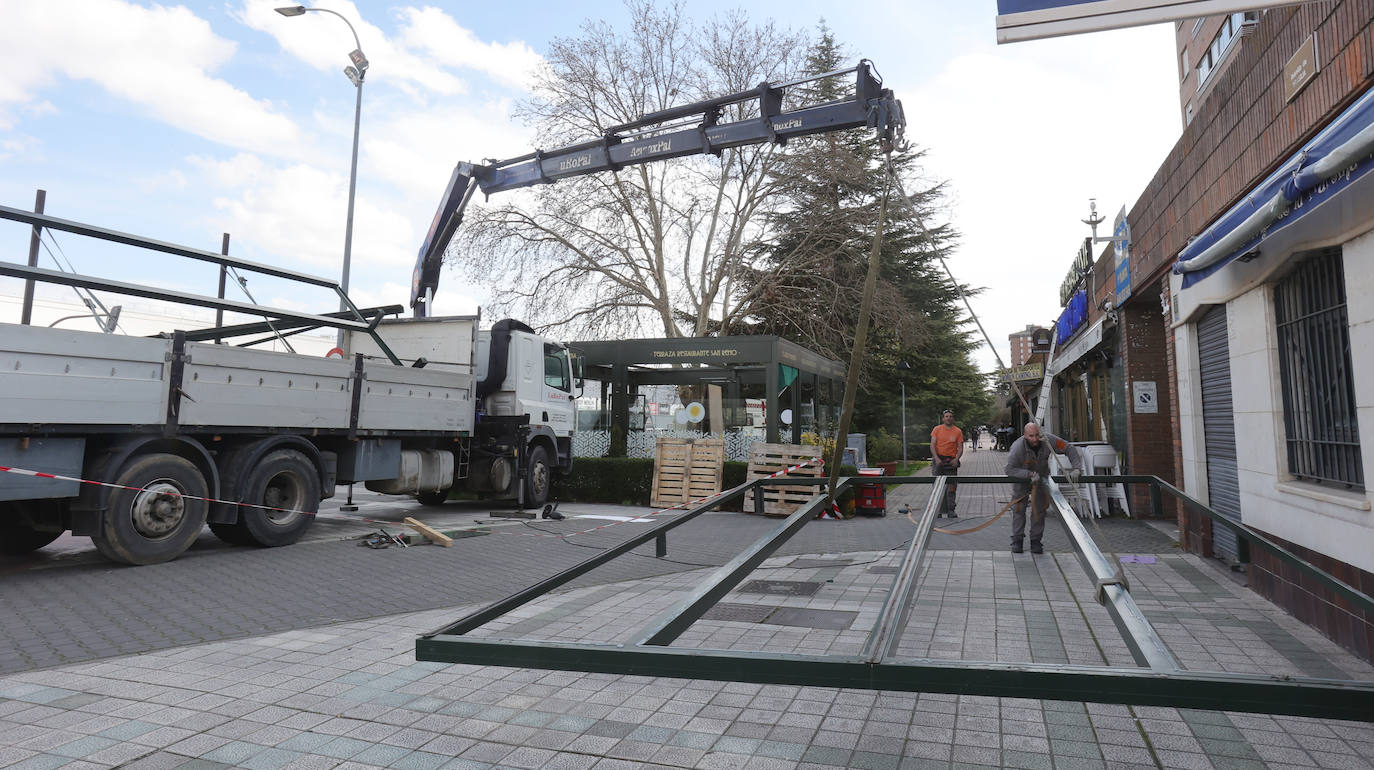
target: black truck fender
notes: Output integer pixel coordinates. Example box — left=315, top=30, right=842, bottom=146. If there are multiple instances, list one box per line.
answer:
left=69, top=436, right=220, bottom=536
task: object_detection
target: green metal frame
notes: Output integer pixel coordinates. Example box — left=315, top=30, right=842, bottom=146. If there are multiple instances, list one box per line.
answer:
left=417, top=474, right=1374, bottom=722
left=0, top=204, right=403, bottom=365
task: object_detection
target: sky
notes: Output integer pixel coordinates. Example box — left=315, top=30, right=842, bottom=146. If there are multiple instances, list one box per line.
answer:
left=0, top=0, right=1183, bottom=371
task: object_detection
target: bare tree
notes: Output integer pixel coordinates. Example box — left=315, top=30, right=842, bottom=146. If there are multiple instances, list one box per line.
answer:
left=449, top=1, right=805, bottom=339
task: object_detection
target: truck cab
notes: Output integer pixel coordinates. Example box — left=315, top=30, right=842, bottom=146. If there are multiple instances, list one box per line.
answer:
left=475, top=324, right=577, bottom=473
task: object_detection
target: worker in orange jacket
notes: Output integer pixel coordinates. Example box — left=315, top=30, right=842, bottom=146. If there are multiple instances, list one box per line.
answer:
left=930, top=410, right=964, bottom=518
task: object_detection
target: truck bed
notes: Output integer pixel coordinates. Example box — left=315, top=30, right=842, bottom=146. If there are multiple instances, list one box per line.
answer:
left=0, top=324, right=475, bottom=434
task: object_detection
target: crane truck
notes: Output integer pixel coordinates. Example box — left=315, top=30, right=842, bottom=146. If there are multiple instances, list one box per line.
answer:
left=0, top=60, right=903, bottom=565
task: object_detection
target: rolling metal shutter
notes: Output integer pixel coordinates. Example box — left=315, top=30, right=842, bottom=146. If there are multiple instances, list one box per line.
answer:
left=1197, top=305, right=1241, bottom=560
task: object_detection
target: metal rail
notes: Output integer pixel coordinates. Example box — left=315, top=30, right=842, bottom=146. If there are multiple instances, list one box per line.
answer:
left=0, top=205, right=404, bottom=365
left=417, top=473, right=1374, bottom=721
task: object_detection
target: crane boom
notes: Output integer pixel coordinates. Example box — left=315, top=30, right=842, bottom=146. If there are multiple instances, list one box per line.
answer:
left=411, top=59, right=904, bottom=316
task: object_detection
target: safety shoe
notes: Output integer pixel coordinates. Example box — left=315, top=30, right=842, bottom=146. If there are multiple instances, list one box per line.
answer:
left=1010, top=541, right=1023, bottom=554
left=1030, top=542, right=1043, bottom=554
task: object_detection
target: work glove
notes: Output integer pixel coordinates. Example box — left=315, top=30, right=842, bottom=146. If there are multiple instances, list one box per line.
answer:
left=1029, top=472, right=1040, bottom=486
left=1065, top=468, right=1082, bottom=484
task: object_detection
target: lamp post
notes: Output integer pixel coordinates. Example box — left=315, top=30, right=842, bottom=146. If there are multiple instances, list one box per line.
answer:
left=276, top=5, right=368, bottom=349
left=897, top=360, right=911, bottom=466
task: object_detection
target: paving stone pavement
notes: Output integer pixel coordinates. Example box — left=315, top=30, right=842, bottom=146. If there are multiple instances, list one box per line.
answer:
left=4, top=448, right=1374, bottom=768
left=3, top=545, right=1374, bottom=770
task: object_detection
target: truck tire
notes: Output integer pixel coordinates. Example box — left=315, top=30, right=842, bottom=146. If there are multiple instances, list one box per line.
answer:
left=0, top=501, right=63, bottom=555
left=416, top=489, right=450, bottom=506
left=91, top=454, right=208, bottom=565
left=231, top=449, right=319, bottom=547
left=524, top=445, right=551, bottom=508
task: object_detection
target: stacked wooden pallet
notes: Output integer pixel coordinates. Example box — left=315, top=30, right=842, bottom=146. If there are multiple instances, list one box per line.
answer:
left=650, top=437, right=725, bottom=509
left=747, top=443, right=824, bottom=516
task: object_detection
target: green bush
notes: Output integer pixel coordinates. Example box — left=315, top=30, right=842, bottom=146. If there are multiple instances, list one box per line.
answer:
left=555, top=457, right=653, bottom=505
left=867, top=428, right=902, bottom=463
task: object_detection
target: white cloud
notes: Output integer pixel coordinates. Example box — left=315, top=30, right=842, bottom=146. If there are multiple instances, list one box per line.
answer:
left=0, top=0, right=300, bottom=153
left=364, top=99, right=534, bottom=200
left=193, top=154, right=418, bottom=277
left=397, top=7, right=543, bottom=91
left=0, top=135, right=40, bottom=162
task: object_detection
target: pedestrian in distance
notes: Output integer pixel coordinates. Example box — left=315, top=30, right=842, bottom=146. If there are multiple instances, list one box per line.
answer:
left=930, top=409, right=964, bottom=518
left=970, top=425, right=980, bottom=452
left=1003, top=422, right=1083, bottom=554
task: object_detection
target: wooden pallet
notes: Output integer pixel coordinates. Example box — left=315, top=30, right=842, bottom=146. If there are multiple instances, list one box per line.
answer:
left=650, top=437, right=725, bottom=509
left=746, top=443, right=824, bottom=516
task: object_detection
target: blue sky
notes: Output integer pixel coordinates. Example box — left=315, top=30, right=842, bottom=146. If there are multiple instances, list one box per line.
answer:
left=0, top=1, right=1180, bottom=369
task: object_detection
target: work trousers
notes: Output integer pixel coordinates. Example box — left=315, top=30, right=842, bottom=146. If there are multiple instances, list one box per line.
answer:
left=1011, top=483, right=1048, bottom=546
left=933, top=457, right=958, bottom=515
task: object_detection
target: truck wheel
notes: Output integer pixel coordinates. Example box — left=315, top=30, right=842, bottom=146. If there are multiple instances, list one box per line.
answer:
left=524, top=445, right=551, bottom=508
left=416, top=489, right=450, bottom=506
left=233, top=449, right=319, bottom=547
left=91, top=454, right=208, bottom=565
left=0, top=502, right=63, bottom=555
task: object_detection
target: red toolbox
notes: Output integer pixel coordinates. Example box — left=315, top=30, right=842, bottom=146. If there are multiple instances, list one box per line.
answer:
left=854, top=467, right=887, bottom=516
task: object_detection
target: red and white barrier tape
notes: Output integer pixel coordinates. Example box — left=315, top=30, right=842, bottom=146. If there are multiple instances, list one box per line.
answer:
left=1, top=455, right=838, bottom=536
left=0, top=464, right=313, bottom=517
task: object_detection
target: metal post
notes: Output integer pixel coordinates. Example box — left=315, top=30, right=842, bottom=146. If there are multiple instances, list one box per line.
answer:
left=655, top=532, right=667, bottom=558
left=215, top=233, right=230, bottom=344
left=900, top=379, right=907, bottom=465
left=337, top=74, right=363, bottom=349
left=19, top=189, right=45, bottom=325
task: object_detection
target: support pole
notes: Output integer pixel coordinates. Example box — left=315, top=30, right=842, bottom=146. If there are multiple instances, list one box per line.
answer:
left=19, top=189, right=45, bottom=325
left=824, top=162, right=890, bottom=510
left=215, top=233, right=230, bottom=344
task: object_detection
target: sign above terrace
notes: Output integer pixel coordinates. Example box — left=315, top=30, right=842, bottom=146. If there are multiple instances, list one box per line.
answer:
left=995, top=1, right=1324, bottom=44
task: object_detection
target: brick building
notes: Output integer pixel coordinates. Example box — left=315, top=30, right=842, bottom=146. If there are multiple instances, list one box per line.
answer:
left=1135, top=2, right=1374, bottom=661
left=1008, top=324, right=1041, bottom=366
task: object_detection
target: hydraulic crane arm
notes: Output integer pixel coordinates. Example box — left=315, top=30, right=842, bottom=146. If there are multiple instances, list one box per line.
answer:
left=411, top=59, right=904, bottom=316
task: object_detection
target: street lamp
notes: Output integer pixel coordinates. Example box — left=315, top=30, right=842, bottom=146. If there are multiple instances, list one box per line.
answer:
left=897, top=360, right=911, bottom=466
left=276, top=5, right=369, bottom=348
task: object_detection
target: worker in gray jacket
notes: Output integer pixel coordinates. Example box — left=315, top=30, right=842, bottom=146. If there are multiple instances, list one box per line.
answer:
left=1004, top=422, right=1083, bottom=554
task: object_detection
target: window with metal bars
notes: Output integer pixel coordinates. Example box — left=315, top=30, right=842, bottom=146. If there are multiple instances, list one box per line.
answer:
left=1274, top=248, right=1363, bottom=489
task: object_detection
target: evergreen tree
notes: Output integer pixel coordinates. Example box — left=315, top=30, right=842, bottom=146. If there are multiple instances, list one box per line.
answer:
left=738, top=26, right=993, bottom=446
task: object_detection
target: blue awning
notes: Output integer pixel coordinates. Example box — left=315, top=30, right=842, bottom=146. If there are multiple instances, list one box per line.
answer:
left=1173, top=83, right=1374, bottom=287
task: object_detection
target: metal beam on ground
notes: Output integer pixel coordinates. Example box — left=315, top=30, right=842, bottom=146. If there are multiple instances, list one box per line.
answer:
left=414, top=636, right=1374, bottom=721
left=631, top=479, right=847, bottom=647
left=416, top=474, right=1374, bottom=722
left=862, top=475, right=944, bottom=664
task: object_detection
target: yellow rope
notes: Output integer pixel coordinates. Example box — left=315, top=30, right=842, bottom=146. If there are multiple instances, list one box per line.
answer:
left=908, top=492, right=1030, bottom=535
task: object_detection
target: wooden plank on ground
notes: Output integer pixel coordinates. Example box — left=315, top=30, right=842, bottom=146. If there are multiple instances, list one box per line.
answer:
left=404, top=516, right=454, bottom=547
left=746, top=442, right=824, bottom=516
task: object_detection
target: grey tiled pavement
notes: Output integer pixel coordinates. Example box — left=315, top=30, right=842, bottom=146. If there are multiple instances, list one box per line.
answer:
left=3, top=447, right=1374, bottom=768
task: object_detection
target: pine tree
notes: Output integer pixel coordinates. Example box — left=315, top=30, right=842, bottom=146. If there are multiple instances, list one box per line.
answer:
left=738, top=26, right=993, bottom=444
